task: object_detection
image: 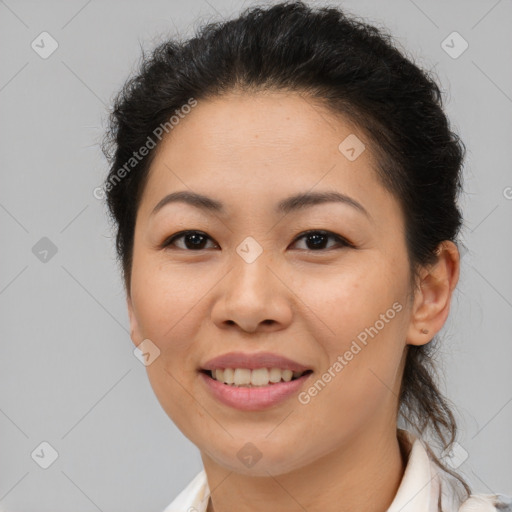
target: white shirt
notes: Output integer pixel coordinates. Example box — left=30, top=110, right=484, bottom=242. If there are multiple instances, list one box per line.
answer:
left=163, top=429, right=511, bottom=512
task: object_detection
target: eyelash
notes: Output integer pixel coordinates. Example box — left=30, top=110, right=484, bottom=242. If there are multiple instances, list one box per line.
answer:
left=161, top=229, right=354, bottom=252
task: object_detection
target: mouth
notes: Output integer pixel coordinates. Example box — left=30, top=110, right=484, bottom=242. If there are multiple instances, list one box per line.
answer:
left=198, top=366, right=314, bottom=411
left=199, top=368, right=314, bottom=387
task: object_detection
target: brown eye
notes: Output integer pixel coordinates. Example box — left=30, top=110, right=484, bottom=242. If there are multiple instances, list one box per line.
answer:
left=161, top=229, right=353, bottom=252
left=290, top=230, right=353, bottom=251
left=163, top=230, right=218, bottom=250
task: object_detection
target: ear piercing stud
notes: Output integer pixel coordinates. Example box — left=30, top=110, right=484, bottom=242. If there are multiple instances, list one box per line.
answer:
left=421, top=328, right=429, bottom=334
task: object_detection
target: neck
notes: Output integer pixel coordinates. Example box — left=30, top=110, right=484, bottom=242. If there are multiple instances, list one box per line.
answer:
left=202, top=424, right=407, bottom=512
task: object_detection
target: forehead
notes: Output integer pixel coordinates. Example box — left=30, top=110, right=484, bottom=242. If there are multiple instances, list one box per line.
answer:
left=155, top=91, right=360, bottom=160
left=137, top=91, right=399, bottom=225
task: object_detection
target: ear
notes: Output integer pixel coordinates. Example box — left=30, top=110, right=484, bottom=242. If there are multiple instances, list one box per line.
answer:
left=126, top=294, right=142, bottom=347
left=406, top=241, right=460, bottom=346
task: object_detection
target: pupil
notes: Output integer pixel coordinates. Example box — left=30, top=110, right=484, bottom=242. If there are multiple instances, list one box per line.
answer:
left=307, top=233, right=326, bottom=249
left=186, top=233, right=206, bottom=249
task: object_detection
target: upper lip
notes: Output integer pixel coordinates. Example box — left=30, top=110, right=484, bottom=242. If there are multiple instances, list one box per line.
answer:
left=200, top=351, right=312, bottom=372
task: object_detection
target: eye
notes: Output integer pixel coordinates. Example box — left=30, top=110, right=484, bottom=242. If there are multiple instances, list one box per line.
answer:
left=161, top=229, right=353, bottom=252
left=290, top=230, right=353, bottom=251
left=162, top=230, right=219, bottom=251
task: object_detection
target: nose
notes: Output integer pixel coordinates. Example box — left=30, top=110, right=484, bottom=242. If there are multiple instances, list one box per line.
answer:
left=210, top=253, right=293, bottom=334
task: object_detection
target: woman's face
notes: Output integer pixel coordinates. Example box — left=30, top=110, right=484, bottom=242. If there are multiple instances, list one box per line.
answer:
left=127, top=91, right=419, bottom=475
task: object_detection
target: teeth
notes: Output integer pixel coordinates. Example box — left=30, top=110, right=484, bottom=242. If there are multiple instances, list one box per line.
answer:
left=222, top=368, right=234, bottom=385
left=269, top=368, right=281, bottom=383
left=251, top=368, right=269, bottom=386
left=234, top=368, right=251, bottom=386
left=211, top=368, right=305, bottom=387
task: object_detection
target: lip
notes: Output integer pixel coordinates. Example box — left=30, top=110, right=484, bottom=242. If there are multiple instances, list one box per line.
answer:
left=200, top=351, right=311, bottom=372
left=199, top=370, right=313, bottom=411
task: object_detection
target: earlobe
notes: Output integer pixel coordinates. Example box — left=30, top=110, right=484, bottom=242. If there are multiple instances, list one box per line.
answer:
left=405, top=241, right=460, bottom=346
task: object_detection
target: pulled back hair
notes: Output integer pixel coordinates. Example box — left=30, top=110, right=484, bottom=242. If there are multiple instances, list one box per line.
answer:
left=101, top=0, right=470, bottom=497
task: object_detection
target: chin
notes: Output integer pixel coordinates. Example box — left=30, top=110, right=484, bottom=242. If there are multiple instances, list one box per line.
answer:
left=203, top=442, right=310, bottom=477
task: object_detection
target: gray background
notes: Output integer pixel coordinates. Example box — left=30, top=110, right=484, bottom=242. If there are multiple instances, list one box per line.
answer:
left=1, top=0, right=511, bottom=510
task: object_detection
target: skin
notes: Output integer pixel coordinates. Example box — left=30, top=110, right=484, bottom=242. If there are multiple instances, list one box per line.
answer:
left=126, top=90, right=460, bottom=512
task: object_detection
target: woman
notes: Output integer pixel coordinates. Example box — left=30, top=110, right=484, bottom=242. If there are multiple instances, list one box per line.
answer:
left=100, top=2, right=511, bottom=511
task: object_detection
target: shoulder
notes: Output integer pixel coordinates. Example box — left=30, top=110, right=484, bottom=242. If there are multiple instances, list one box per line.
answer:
left=433, top=457, right=512, bottom=512
left=431, top=452, right=512, bottom=512
left=434, top=463, right=512, bottom=512
left=458, top=493, right=512, bottom=512
left=162, top=469, right=209, bottom=512
left=397, top=429, right=511, bottom=512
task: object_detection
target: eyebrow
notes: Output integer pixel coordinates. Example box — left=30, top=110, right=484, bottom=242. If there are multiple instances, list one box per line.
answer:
left=150, top=190, right=371, bottom=219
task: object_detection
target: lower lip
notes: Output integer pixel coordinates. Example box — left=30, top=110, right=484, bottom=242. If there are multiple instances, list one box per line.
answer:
left=199, top=371, right=313, bottom=411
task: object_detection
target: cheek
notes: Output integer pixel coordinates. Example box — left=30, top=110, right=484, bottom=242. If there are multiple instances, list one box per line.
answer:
left=130, top=255, right=208, bottom=344
left=133, top=262, right=208, bottom=428
left=294, top=263, right=407, bottom=405
left=295, top=260, right=404, bottom=340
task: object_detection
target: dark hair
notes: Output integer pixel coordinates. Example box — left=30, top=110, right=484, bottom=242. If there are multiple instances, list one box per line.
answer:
left=101, top=0, right=469, bottom=497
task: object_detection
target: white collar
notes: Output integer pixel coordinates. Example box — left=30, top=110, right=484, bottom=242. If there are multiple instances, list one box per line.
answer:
left=388, top=429, right=441, bottom=512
